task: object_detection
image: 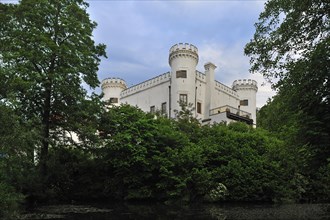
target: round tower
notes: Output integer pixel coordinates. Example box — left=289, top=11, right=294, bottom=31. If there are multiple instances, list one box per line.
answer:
left=101, top=77, right=127, bottom=106
left=232, top=79, right=258, bottom=125
left=169, top=43, right=199, bottom=117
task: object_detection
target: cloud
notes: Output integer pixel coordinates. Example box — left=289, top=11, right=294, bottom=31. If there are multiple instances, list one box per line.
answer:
left=197, top=42, right=275, bottom=108
left=3, top=0, right=274, bottom=107
left=87, top=0, right=273, bottom=107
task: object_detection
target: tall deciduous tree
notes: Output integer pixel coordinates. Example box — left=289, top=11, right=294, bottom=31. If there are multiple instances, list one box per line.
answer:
left=245, top=0, right=329, bottom=170
left=245, top=0, right=329, bottom=81
left=0, top=0, right=106, bottom=179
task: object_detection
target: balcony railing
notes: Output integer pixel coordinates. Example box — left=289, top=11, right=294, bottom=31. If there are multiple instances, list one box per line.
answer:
left=210, top=105, right=250, bottom=117
left=210, top=105, right=253, bottom=125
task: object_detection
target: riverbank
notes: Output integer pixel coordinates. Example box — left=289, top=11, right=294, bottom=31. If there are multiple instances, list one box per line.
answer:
left=19, top=202, right=330, bottom=220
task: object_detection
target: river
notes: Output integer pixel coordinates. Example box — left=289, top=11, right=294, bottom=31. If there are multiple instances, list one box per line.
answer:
left=20, top=202, right=330, bottom=219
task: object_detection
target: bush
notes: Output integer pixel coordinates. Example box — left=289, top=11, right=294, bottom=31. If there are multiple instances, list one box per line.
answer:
left=0, top=182, right=23, bottom=219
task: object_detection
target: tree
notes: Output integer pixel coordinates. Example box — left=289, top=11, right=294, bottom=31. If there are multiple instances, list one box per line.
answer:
left=0, top=105, right=34, bottom=218
left=174, top=100, right=201, bottom=143
left=0, top=0, right=106, bottom=181
left=245, top=0, right=329, bottom=81
left=245, top=0, right=329, bottom=163
left=245, top=0, right=329, bottom=201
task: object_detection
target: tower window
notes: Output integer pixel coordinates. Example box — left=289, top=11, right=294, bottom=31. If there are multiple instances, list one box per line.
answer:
left=197, top=102, right=202, bottom=114
left=161, top=102, right=167, bottom=115
left=179, top=94, right=188, bottom=104
left=150, top=106, right=155, bottom=113
left=240, top=99, right=248, bottom=106
left=176, top=70, right=187, bottom=78
left=109, top=97, right=118, bottom=103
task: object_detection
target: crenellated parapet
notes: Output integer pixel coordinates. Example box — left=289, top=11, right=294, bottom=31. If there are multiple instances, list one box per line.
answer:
left=170, top=43, right=198, bottom=54
left=232, top=79, right=258, bottom=92
left=195, top=71, right=239, bottom=98
left=169, top=43, right=199, bottom=66
left=121, top=72, right=171, bottom=98
left=215, top=80, right=240, bottom=98
left=101, top=77, right=127, bottom=90
left=196, top=71, right=206, bottom=82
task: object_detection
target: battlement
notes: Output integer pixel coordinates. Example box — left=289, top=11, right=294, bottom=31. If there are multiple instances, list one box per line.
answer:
left=196, top=71, right=206, bottom=82
left=169, top=43, right=198, bottom=54
left=101, top=77, right=127, bottom=90
left=232, top=79, right=258, bottom=92
left=195, top=71, right=239, bottom=98
left=121, top=72, right=171, bottom=98
left=215, top=80, right=240, bottom=98
left=169, top=43, right=199, bottom=65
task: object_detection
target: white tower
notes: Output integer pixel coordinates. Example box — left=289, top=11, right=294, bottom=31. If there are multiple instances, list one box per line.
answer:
left=232, top=79, right=258, bottom=125
left=169, top=43, right=199, bottom=117
left=101, top=77, right=127, bottom=106
left=204, top=62, right=217, bottom=118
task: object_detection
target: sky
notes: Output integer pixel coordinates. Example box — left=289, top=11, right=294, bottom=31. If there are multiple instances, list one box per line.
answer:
left=86, top=0, right=276, bottom=108
left=3, top=0, right=276, bottom=108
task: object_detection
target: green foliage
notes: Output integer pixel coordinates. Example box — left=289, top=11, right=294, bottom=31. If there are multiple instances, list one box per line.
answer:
left=95, top=106, right=300, bottom=203
left=1, top=102, right=320, bottom=206
left=0, top=182, right=23, bottom=219
left=174, top=100, right=196, bottom=122
left=46, top=147, right=104, bottom=201
left=0, top=0, right=107, bottom=214
left=0, top=0, right=106, bottom=181
left=245, top=0, right=329, bottom=80
left=246, top=0, right=330, bottom=162
left=98, top=105, right=192, bottom=201
left=2, top=0, right=328, bottom=206
left=98, top=105, right=156, bottom=200
left=246, top=0, right=329, bottom=202
left=308, top=161, right=330, bottom=202
left=0, top=104, right=35, bottom=217
left=199, top=123, right=292, bottom=202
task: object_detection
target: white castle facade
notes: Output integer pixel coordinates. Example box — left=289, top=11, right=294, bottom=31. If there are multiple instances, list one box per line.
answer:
left=101, top=43, right=258, bottom=125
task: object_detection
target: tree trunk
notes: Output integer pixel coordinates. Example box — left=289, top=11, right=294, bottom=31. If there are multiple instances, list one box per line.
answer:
left=40, top=80, right=51, bottom=180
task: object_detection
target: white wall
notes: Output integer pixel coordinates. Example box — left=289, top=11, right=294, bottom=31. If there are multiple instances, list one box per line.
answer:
left=169, top=43, right=199, bottom=118
left=232, top=79, right=258, bottom=125
left=101, top=44, right=258, bottom=126
left=209, top=112, right=236, bottom=124
left=101, top=78, right=127, bottom=106
left=121, top=81, right=170, bottom=114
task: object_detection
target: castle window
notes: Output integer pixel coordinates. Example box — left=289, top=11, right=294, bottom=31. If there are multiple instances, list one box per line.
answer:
left=109, top=97, right=118, bottom=103
left=161, top=102, right=167, bottom=115
left=150, top=106, right=155, bottom=113
left=240, top=99, right=248, bottom=106
left=179, top=94, right=188, bottom=104
left=197, top=102, right=202, bottom=114
left=176, top=70, right=187, bottom=78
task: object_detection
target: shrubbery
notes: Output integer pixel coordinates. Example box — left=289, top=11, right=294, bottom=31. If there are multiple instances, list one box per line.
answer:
left=1, top=104, right=328, bottom=216
left=44, top=105, right=313, bottom=203
left=0, top=182, right=23, bottom=219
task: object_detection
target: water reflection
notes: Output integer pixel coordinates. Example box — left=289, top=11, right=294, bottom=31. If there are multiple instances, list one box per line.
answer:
left=23, top=203, right=330, bottom=220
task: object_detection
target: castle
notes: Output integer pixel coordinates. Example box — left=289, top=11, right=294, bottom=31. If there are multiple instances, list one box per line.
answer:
left=101, top=43, right=258, bottom=125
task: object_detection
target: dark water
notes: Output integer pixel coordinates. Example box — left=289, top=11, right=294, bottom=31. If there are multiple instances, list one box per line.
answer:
left=21, top=203, right=330, bottom=220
